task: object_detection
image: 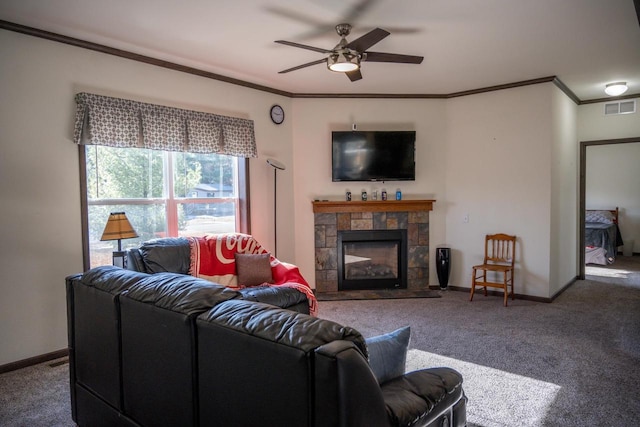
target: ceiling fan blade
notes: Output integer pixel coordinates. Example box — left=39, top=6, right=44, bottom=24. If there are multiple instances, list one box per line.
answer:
left=274, top=40, right=332, bottom=54
left=376, top=26, right=421, bottom=35
left=266, top=7, right=334, bottom=40
left=265, top=6, right=326, bottom=28
left=278, top=58, right=328, bottom=74
left=349, top=26, right=421, bottom=36
left=364, top=51, right=424, bottom=64
left=342, top=0, right=380, bottom=24
left=266, top=1, right=379, bottom=40
left=345, top=28, right=390, bottom=52
left=346, top=69, right=363, bottom=82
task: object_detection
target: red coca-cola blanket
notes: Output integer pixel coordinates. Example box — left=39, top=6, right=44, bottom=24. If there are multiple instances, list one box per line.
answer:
left=187, top=233, right=317, bottom=316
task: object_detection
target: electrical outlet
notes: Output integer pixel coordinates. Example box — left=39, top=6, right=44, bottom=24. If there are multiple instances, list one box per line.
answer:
left=463, top=213, right=469, bottom=223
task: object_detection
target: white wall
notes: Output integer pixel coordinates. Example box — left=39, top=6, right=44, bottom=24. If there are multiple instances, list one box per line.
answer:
left=0, top=29, right=294, bottom=365
left=444, top=84, right=554, bottom=298
left=586, top=143, right=640, bottom=254
left=578, top=100, right=640, bottom=141
left=578, top=99, right=640, bottom=256
left=549, top=86, right=579, bottom=295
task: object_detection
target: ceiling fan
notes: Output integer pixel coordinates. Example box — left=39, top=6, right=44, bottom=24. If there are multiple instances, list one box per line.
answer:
left=275, top=23, right=424, bottom=82
left=266, top=0, right=419, bottom=40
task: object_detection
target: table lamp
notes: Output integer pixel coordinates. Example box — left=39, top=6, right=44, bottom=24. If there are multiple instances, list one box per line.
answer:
left=100, top=212, right=138, bottom=268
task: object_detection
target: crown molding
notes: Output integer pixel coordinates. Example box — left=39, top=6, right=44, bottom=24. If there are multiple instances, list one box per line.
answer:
left=1, top=19, right=628, bottom=104
left=579, top=93, right=639, bottom=105
left=291, top=93, right=447, bottom=99
left=0, top=19, right=293, bottom=98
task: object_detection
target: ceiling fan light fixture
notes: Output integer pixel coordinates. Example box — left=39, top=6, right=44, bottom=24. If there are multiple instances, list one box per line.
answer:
left=605, top=82, right=628, bottom=96
left=328, top=52, right=360, bottom=72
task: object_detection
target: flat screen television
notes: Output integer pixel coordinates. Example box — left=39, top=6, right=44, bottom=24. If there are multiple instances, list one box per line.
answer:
left=332, top=131, right=416, bottom=182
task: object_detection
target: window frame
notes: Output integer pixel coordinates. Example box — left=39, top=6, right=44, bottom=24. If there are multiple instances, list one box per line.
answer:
left=78, top=145, right=251, bottom=271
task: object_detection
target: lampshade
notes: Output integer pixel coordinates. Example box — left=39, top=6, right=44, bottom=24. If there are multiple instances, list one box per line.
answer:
left=328, top=52, right=360, bottom=72
left=266, top=158, right=286, bottom=170
left=100, top=212, right=138, bottom=241
left=604, top=82, right=628, bottom=96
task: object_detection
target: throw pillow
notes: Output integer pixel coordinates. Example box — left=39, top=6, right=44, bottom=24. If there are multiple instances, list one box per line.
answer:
left=585, top=210, right=614, bottom=224
left=365, top=326, right=411, bottom=384
left=235, top=253, right=273, bottom=287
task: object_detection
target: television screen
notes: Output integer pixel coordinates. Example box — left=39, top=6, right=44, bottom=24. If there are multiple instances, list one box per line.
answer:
left=332, top=131, right=416, bottom=182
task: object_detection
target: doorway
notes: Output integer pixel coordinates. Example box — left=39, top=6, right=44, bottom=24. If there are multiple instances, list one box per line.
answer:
left=579, top=137, right=640, bottom=279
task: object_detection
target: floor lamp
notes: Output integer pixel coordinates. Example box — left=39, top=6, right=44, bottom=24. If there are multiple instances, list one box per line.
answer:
left=266, top=158, right=286, bottom=257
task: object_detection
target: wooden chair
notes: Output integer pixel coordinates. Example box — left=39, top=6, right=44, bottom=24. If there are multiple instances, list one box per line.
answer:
left=470, top=234, right=516, bottom=306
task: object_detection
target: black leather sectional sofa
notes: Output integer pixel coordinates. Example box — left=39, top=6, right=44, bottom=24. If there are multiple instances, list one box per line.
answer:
left=66, top=260, right=467, bottom=426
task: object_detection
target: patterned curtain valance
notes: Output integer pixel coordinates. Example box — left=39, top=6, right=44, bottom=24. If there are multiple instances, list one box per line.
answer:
left=73, top=92, right=257, bottom=157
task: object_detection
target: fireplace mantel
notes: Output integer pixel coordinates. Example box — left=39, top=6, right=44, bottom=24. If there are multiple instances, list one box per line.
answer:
left=313, top=199, right=435, bottom=298
left=312, top=199, right=435, bottom=214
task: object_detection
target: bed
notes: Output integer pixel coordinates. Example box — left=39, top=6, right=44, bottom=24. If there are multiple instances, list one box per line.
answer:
left=585, top=207, right=623, bottom=265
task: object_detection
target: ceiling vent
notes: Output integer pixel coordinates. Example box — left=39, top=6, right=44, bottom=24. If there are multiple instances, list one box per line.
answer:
left=604, top=100, right=636, bottom=115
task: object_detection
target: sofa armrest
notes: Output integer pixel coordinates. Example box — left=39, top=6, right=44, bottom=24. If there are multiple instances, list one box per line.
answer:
left=126, top=249, right=146, bottom=272
left=381, top=368, right=466, bottom=427
left=314, top=340, right=390, bottom=427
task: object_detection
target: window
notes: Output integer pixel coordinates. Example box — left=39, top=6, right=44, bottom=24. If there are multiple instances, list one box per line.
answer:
left=82, top=145, right=249, bottom=269
left=73, top=92, right=256, bottom=269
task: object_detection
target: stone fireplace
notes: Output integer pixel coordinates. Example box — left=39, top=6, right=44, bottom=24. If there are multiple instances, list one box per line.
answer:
left=313, top=199, right=434, bottom=298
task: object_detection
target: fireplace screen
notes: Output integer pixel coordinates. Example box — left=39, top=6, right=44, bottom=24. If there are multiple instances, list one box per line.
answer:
left=338, top=230, right=407, bottom=291
left=344, top=241, right=399, bottom=280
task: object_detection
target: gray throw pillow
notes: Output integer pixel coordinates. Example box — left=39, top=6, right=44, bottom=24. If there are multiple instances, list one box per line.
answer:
left=365, top=326, right=411, bottom=384
left=235, top=253, right=273, bottom=287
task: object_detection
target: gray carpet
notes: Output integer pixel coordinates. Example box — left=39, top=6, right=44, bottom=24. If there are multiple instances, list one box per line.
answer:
left=0, top=357, right=72, bottom=426
left=321, top=255, right=640, bottom=427
left=1, top=256, right=639, bottom=426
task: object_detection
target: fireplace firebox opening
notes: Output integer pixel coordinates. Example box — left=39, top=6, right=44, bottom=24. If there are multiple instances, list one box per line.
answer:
left=337, top=229, right=408, bottom=291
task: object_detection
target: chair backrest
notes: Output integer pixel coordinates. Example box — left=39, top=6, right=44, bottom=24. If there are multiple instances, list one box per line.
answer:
left=484, top=233, right=516, bottom=267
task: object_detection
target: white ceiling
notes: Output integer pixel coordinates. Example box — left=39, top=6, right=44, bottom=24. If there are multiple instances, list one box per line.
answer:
left=1, top=0, right=639, bottom=101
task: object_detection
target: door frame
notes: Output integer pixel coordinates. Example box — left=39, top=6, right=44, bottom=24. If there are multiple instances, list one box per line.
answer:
left=579, top=136, right=640, bottom=279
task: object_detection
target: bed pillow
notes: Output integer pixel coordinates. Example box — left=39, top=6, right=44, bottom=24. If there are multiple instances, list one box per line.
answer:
left=365, top=326, right=411, bottom=384
left=235, top=253, right=273, bottom=287
left=586, top=210, right=614, bottom=224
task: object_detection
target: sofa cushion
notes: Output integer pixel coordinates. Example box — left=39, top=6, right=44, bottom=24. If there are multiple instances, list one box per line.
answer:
left=124, top=273, right=239, bottom=315
left=199, top=299, right=367, bottom=358
left=80, top=265, right=150, bottom=294
left=382, top=367, right=465, bottom=427
left=237, top=286, right=307, bottom=309
left=235, top=253, right=273, bottom=286
left=366, top=326, right=411, bottom=384
left=138, top=237, right=191, bottom=274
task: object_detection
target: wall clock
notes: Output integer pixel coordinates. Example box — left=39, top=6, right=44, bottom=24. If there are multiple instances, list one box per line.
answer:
left=270, top=104, right=285, bottom=124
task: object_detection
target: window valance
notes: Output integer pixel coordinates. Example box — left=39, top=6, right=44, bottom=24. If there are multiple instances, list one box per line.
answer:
left=73, top=92, right=257, bottom=157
